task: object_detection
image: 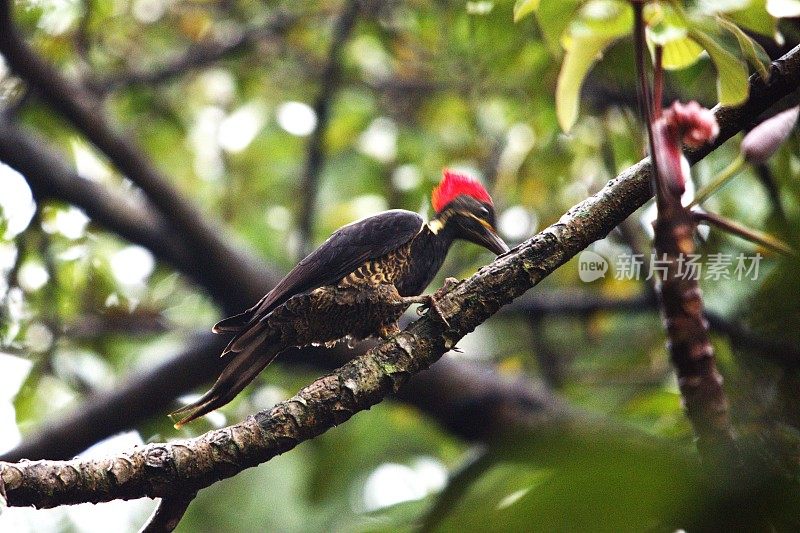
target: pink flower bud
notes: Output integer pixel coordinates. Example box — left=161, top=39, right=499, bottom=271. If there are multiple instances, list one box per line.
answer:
left=661, top=101, right=719, bottom=149
left=652, top=101, right=719, bottom=197
left=741, top=106, right=799, bottom=164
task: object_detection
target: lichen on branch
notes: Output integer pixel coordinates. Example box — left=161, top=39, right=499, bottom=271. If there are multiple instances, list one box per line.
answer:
left=0, top=153, right=655, bottom=508
left=0, top=29, right=798, bottom=513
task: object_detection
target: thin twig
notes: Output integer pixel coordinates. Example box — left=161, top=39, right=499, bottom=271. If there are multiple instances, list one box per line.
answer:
left=2, top=43, right=799, bottom=465
left=653, top=45, right=664, bottom=119
left=692, top=210, right=794, bottom=255
left=139, top=493, right=197, bottom=533
left=88, top=12, right=298, bottom=94
left=297, top=0, right=360, bottom=258
left=688, top=153, right=745, bottom=208
left=0, top=0, right=272, bottom=310
left=754, top=163, right=787, bottom=222
left=418, top=448, right=494, bottom=533
left=631, top=0, right=661, bottom=210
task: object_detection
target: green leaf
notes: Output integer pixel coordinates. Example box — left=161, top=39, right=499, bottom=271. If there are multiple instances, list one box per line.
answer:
left=513, top=0, right=541, bottom=22
left=645, top=4, right=703, bottom=70
left=552, top=0, right=631, bottom=131
left=728, top=0, right=777, bottom=36
left=534, top=0, right=584, bottom=54
left=556, top=33, right=616, bottom=131
left=689, top=29, right=750, bottom=106
left=424, top=429, right=702, bottom=533
left=660, top=35, right=705, bottom=69
left=718, top=16, right=772, bottom=81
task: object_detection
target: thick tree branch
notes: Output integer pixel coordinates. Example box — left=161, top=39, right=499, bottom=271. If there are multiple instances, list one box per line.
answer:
left=5, top=286, right=796, bottom=464
left=2, top=44, right=799, bottom=468
left=1, top=143, right=658, bottom=506
left=0, top=0, right=270, bottom=309
left=0, top=329, right=566, bottom=462
left=0, top=119, right=277, bottom=309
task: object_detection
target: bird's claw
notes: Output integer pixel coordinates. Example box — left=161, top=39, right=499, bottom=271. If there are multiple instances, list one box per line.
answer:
left=417, top=295, right=450, bottom=328
left=416, top=277, right=460, bottom=328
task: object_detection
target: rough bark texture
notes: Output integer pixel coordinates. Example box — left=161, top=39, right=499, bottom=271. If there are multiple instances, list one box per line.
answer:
left=0, top=3, right=798, bottom=508
left=0, top=156, right=653, bottom=507
left=654, top=203, right=737, bottom=463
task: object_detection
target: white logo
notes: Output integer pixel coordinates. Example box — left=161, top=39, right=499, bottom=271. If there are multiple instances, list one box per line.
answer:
left=578, top=250, right=609, bottom=282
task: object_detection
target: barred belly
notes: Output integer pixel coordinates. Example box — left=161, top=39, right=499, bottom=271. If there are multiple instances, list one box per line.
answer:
left=338, top=242, right=413, bottom=288
left=262, top=284, right=407, bottom=348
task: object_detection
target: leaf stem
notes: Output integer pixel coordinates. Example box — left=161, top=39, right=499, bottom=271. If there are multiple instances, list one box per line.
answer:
left=692, top=210, right=794, bottom=256
left=688, top=153, right=745, bottom=208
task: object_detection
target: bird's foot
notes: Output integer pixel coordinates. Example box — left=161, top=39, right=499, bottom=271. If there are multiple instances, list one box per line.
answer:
left=378, top=322, right=401, bottom=339
left=403, top=277, right=460, bottom=328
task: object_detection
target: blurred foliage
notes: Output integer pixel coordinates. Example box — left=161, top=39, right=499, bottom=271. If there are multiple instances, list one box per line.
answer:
left=1, top=0, right=800, bottom=532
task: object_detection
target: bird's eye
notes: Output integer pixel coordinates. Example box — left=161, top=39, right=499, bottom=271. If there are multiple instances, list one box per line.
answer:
left=478, top=206, right=489, bottom=218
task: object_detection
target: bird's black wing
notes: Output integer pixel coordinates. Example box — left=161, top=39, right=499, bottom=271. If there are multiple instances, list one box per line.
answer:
left=214, top=209, right=424, bottom=333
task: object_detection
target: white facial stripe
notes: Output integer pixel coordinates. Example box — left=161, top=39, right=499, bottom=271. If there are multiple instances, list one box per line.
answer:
left=428, top=219, right=444, bottom=234
left=467, top=213, right=495, bottom=231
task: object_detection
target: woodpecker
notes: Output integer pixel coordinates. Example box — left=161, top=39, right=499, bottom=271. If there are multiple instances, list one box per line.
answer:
left=171, top=170, right=509, bottom=427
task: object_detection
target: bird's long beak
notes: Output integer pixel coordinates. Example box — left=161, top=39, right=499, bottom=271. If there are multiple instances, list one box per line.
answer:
left=475, top=224, right=510, bottom=255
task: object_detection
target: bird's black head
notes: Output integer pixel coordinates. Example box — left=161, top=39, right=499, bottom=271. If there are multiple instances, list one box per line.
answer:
left=430, top=170, right=509, bottom=255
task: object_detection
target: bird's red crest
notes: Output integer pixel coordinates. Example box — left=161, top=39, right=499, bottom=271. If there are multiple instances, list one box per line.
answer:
left=431, top=170, right=492, bottom=213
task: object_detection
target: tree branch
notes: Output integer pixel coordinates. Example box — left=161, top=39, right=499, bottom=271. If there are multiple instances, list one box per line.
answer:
left=0, top=119, right=278, bottom=310
left=0, top=327, right=567, bottom=462
left=2, top=44, right=799, bottom=468
left=6, top=284, right=797, bottom=464
left=1, top=138, right=657, bottom=506
left=0, top=0, right=272, bottom=310
left=87, top=12, right=297, bottom=94
left=297, top=0, right=360, bottom=257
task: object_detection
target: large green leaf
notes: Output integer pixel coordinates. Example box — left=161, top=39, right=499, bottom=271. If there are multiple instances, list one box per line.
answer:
left=554, top=0, right=632, bottom=131
left=718, top=16, right=772, bottom=81
left=534, top=0, right=585, bottom=54
left=416, top=429, right=702, bottom=533
left=644, top=3, right=703, bottom=70
left=689, top=29, right=750, bottom=106
left=556, top=33, right=617, bottom=131
left=728, top=0, right=777, bottom=36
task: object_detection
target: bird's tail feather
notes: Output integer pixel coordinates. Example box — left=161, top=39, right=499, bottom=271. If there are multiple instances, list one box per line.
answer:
left=212, top=309, right=254, bottom=333
left=170, top=329, right=280, bottom=428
